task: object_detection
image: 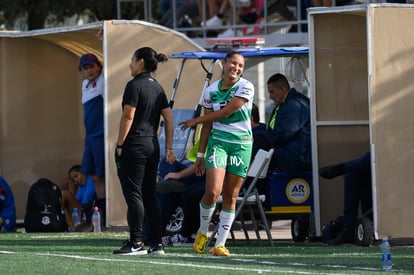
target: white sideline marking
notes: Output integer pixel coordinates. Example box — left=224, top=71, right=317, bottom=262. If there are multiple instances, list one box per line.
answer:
left=30, top=234, right=84, bottom=239
left=28, top=233, right=127, bottom=239
left=0, top=250, right=16, bottom=254
left=35, top=252, right=281, bottom=274
left=0, top=250, right=373, bottom=274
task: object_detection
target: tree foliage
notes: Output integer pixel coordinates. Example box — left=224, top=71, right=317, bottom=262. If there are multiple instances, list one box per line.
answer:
left=0, top=0, right=152, bottom=30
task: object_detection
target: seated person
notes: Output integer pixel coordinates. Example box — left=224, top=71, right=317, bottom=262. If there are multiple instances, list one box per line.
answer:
left=244, top=102, right=273, bottom=210
left=266, top=73, right=311, bottom=172
left=61, top=165, right=97, bottom=229
left=143, top=126, right=206, bottom=245
left=0, top=176, right=16, bottom=232
left=70, top=165, right=97, bottom=223
left=319, top=151, right=372, bottom=244
left=238, top=0, right=295, bottom=24
left=159, top=135, right=206, bottom=244
left=202, top=0, right=263, bottom=37
left=60, top=176, right=82, bottom=229
left=159, top=156, right=206, bottom=245
left=251, top=103, right=273, bottom=160
left=159, top=0, right=199, bottom=37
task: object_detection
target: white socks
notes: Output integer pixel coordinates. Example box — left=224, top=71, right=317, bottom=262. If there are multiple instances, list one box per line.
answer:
left=199, top=202, right=216, bottom=235
left=215, top=209, right=235, bottom=247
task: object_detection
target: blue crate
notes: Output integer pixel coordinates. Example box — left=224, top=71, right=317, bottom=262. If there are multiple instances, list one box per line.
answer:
left=265, top=171, right=313, bottom=215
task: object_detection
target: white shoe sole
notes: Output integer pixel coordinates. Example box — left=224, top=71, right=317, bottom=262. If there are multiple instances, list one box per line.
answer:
left=113, top=250, right=147, bottom=256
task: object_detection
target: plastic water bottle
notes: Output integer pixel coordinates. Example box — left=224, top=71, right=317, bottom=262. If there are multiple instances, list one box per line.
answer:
left=381, top=238, right=392, bottom=271
left=72, top=207, right=80, bottom=229
left=92, top=206, right=101, bottom=232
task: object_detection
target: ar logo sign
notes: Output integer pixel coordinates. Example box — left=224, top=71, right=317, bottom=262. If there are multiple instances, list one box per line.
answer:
left=285, top=178, right=311, bottom=204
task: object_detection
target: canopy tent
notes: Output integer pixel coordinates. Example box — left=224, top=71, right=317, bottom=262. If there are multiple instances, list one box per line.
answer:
left=309, top=4, right=414, bottom=241
left=1, top=22, right=309, bottom=226
left=0, top=20, right=215, bottom=225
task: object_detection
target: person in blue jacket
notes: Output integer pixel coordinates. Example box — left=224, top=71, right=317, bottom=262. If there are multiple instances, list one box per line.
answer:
left=0, top=176, right=16, bottom=232
left=266, top=73, right=311, bottom=172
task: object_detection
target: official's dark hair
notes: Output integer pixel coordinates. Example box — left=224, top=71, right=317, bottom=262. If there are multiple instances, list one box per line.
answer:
left=267, top=73, right=290, bottom=90
left=251, top=103, right=260, bottom=124
left=133, top=47, right=168, bottom=72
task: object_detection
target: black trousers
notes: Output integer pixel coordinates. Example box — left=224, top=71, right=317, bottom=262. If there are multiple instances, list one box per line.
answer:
left=115, top=136, right=163, bottom=245
left=343, top=152, right=372, bottom=225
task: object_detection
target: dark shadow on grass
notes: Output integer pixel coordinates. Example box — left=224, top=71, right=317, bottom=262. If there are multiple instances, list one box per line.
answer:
left=1, top=238, right=121, bottom=247
left=0, top=233, right=124, bottom=254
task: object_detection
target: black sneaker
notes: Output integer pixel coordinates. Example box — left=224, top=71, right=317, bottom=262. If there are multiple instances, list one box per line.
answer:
left=148, top=244, right=165, bottom=255
left=113, top=240, right=147, bottom=255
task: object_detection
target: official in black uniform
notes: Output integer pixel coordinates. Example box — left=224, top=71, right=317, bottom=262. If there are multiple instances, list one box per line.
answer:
left=114, top=47, right=175, bottom=255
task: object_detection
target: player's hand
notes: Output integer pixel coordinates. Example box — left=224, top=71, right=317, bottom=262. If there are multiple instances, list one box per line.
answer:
left=166, top=149, right=176, bottom=164
left=164, top=172, right=180, bottom=180
left=179, top=119, right=196, bottom=130
left=194, top=158, right=206, bottom=177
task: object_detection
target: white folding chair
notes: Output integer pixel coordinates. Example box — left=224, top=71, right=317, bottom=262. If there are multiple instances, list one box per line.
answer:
left=208, top=148, right=274, bottom=247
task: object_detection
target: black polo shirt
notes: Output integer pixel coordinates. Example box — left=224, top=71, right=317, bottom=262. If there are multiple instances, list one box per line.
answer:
left=122, top=72, right=169, bottom=144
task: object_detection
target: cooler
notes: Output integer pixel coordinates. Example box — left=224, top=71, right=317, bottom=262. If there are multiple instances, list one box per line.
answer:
left=265, top=171, right=313, bottom=218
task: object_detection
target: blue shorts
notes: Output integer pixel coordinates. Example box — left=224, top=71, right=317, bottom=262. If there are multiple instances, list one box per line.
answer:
left=81, top=135, right=105, bottom=177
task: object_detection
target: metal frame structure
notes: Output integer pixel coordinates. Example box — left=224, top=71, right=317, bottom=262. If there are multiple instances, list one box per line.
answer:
left=116, top=0, right=152, bottom=22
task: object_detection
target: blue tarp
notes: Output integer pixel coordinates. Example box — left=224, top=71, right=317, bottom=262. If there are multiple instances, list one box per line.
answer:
left=170, top=47, right=308, bottom=60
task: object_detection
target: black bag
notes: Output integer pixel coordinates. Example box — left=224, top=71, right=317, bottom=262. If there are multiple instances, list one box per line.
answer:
left=24, top=178, right=67, bottom=232
left=321, top=216, right=345, bottom=243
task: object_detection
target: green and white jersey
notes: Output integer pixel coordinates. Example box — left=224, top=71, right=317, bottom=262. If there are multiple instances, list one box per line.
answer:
left=202, top=77, right=254, bottom=145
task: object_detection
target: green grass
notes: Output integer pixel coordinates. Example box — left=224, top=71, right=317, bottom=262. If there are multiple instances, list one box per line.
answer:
left=0, top=231, right=413, bottom=274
